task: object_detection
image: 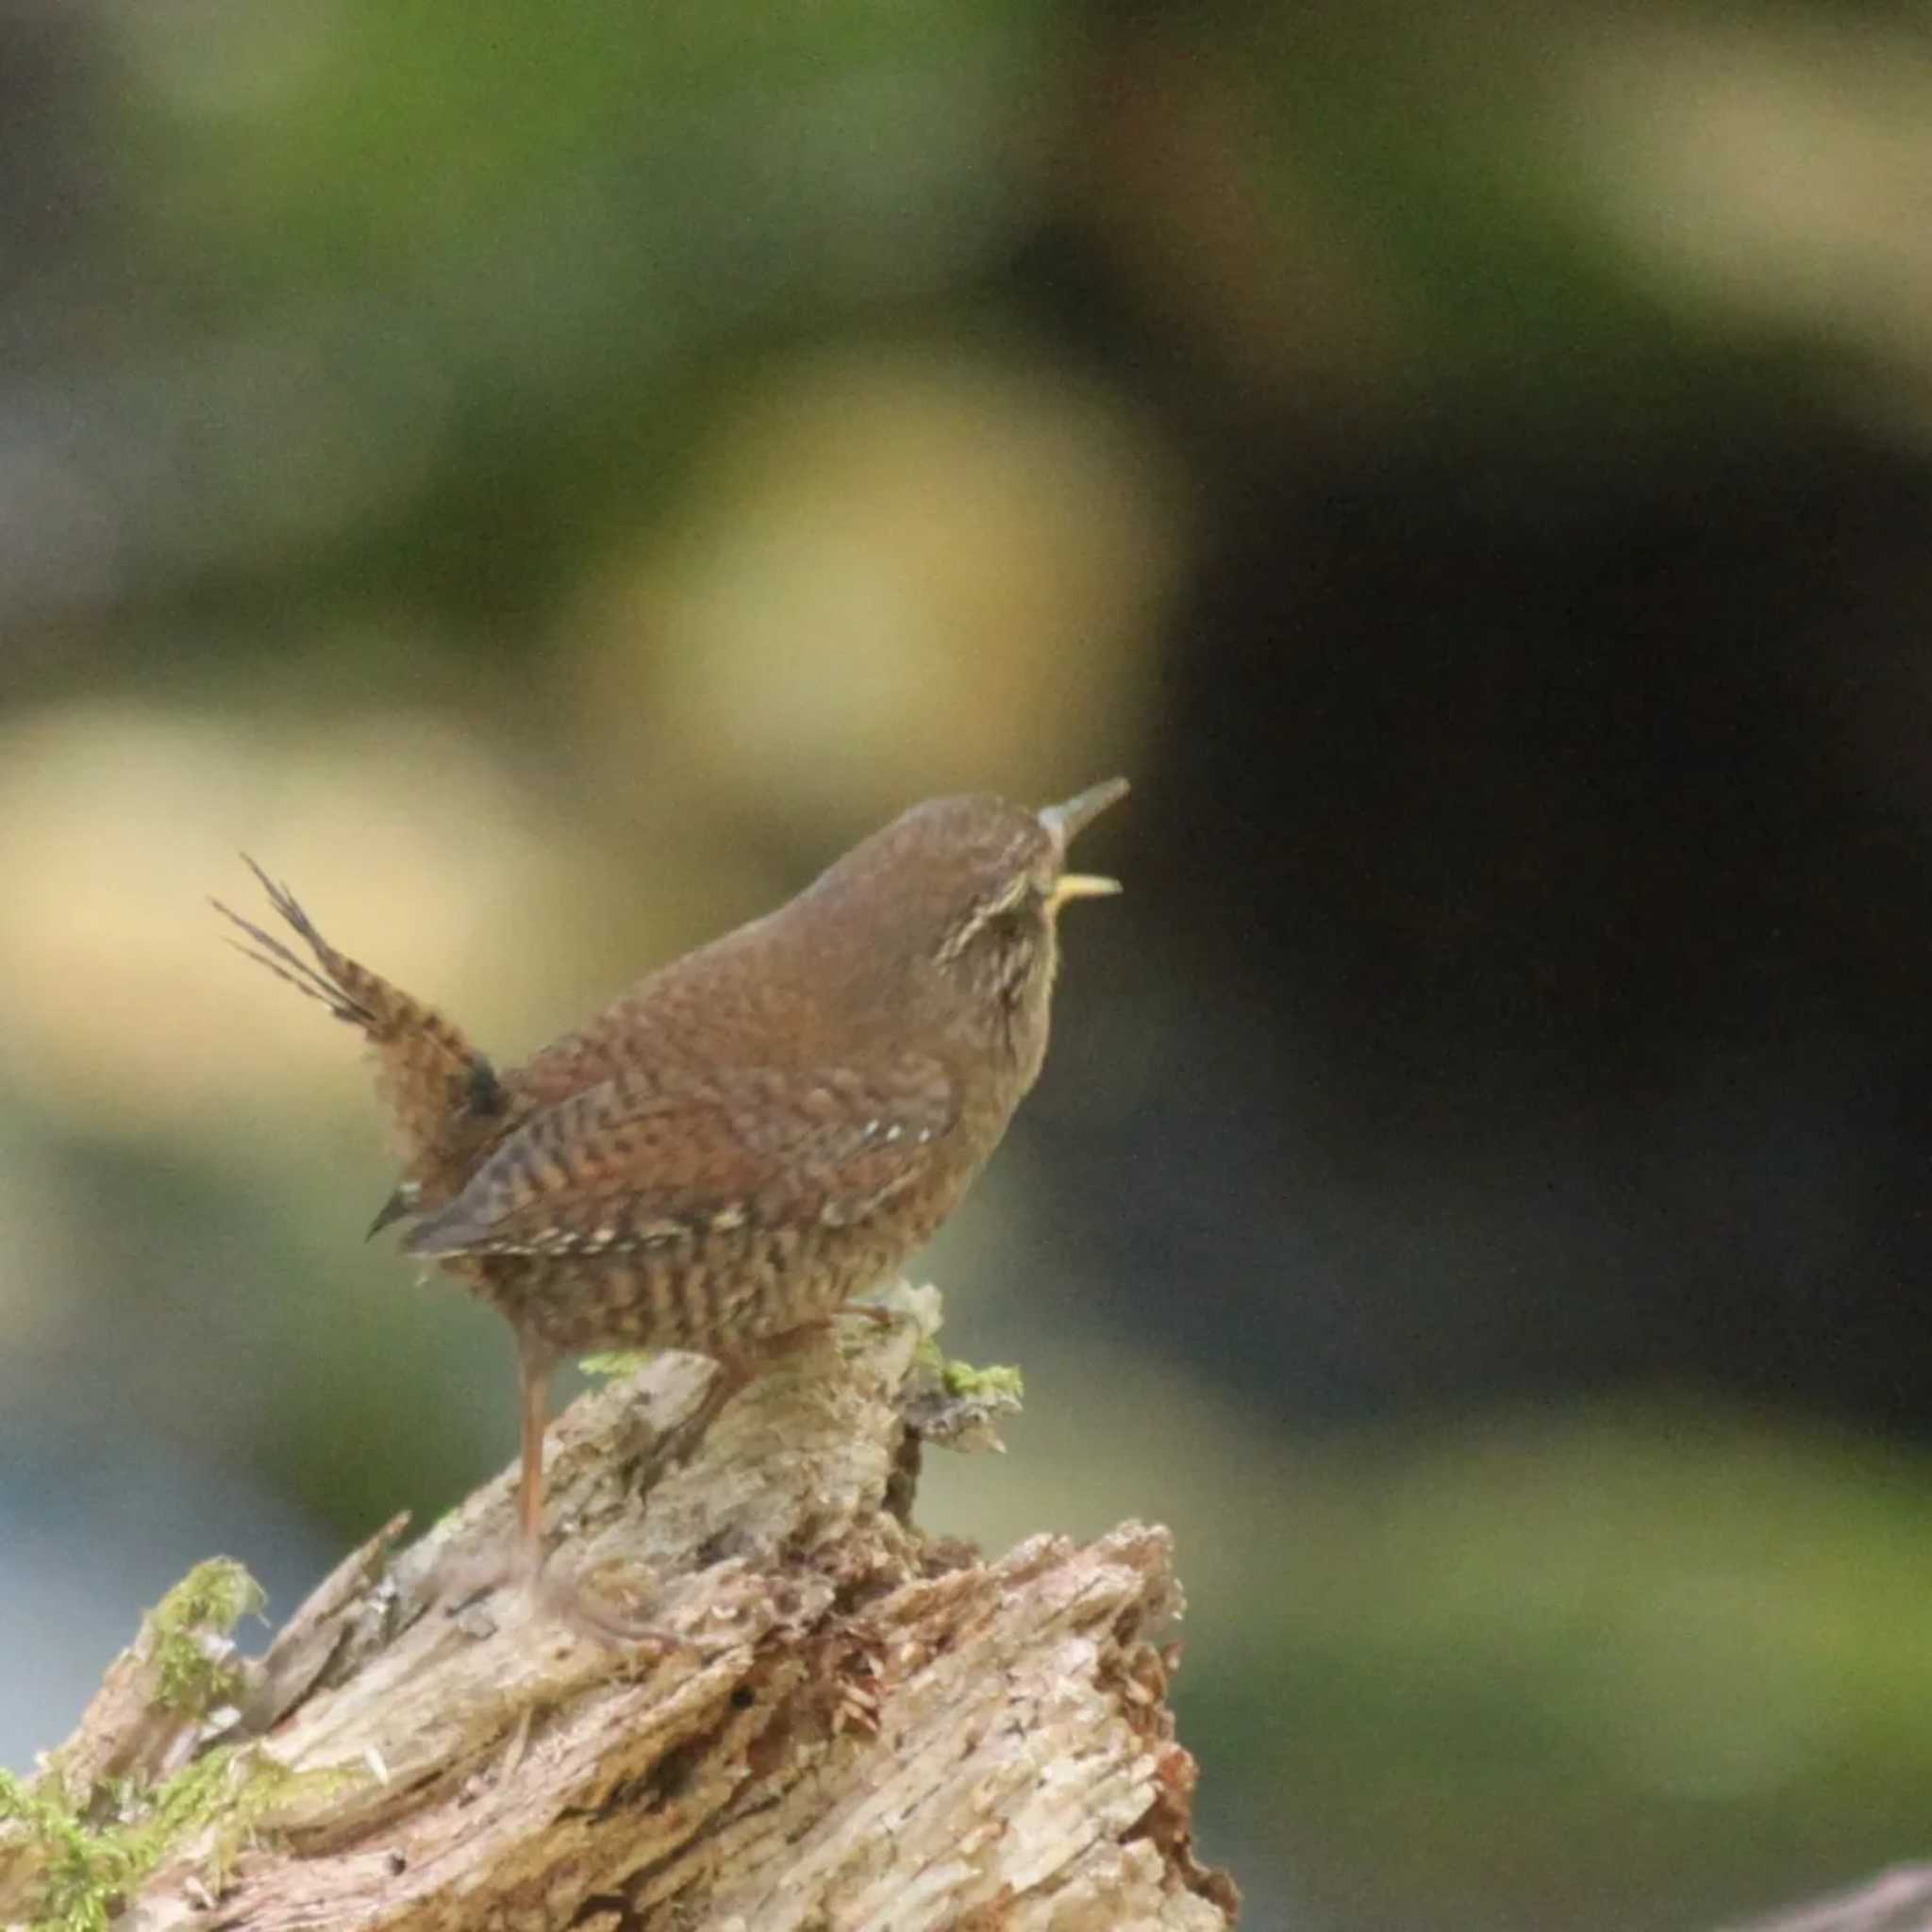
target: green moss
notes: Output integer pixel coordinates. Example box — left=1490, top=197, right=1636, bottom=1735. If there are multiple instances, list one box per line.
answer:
left=1, top=1745, right=365, bottom=1928
left=1, top=1748, right=238, bottom=1931
left=149, top=1558, right=266, bottom=1715
left=2, top=1766, right=138, bottom=1932
left=0, top=1557, right=373, bottom=1925
left=579, top=1349, right=656, bottom=1378
left=940, top=1357, right=1024, bottom=1403
left=909, top=1333, right=1024, bottom=1403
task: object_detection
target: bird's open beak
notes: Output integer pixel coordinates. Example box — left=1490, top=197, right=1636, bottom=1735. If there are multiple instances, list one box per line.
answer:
left=1039, top=776, right=1128, bottom=908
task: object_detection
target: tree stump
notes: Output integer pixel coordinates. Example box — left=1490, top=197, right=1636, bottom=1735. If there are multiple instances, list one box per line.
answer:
left=1, top=1290, right=1240, bottom=1931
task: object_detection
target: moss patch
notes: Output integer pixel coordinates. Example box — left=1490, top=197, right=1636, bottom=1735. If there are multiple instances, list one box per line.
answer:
left=149, top=1557, right=267, bottom=1715
left=940, top=1357, right=1024, bottom=1404
left=1, top=1745, right=364, bottom=1929
left=579, top=1349, right=657, bottom=1378
left=0, top=1557, right=370, bottom=1927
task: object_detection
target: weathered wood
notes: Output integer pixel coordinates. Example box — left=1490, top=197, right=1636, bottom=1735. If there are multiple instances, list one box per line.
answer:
left=1728, top=1868, right=1932, bottom=1932
left=11, top=1291, right=1237, bottom=1931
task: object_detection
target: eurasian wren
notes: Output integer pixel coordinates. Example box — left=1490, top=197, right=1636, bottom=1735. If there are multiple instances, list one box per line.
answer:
left=216, top=780, right=1127, bottom=1591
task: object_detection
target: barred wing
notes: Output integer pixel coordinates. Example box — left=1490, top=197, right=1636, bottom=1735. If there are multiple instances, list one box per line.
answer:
left=403, top=1055, right=958, bottom=1260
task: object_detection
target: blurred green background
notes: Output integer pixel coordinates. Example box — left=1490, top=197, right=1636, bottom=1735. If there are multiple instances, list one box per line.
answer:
left=7, top=2, right=1932, bottom=1927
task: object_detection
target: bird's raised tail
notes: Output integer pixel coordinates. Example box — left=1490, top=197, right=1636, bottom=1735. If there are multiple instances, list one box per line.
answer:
left=213, top=857, right=511, bottom=1217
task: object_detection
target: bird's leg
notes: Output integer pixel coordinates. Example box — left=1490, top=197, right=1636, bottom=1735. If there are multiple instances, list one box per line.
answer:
left=508, top=1330, right=688, bottom=1651
left=482, top=1322, right=871, bottom=1647
left=515, top=1351, right=760, bottom=1650
left=423, top=1331, right=556, bottom=1614
left=515, top=1329, right=556, bottom=1580
left=649, top=1345, right=758, bottom=1470
left=644, top=1324, right=839, bottom=1475
left=512, top=1344, right=757, bottom=1651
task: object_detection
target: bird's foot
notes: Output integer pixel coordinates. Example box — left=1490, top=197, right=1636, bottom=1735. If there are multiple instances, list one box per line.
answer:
left=425, top=1540, right=520, bottom=1618
left=427, top=1537, right=689, bottom=1654
left=532, top=1548, right=692, bottom=1655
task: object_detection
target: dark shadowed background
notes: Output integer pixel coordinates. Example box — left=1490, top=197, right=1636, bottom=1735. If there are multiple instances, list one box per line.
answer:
left=5, top=3, right=1932, bottom=1927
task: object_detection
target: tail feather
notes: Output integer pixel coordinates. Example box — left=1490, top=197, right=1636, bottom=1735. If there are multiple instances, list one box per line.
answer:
left=212, top=859, right=379, bottom=1028
left=216, top=858, right=512, bottom=1215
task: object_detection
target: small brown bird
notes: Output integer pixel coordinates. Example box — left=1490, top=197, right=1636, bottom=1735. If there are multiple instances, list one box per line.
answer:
left=216, top=780, right=1127, bottom=1602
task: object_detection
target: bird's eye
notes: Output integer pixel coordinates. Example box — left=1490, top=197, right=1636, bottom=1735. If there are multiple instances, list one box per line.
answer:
left=940, top=889, right=1038, bottom=969
left=982, top=891, right=1041, bottom=949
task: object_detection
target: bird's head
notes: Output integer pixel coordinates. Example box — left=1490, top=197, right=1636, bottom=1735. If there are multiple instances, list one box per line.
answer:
left=806, top=777, right=1128, bottom=1079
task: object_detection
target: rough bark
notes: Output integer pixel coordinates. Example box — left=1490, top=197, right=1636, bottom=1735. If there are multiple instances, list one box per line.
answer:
left=4, top=1291, right=1239, bottom=1932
